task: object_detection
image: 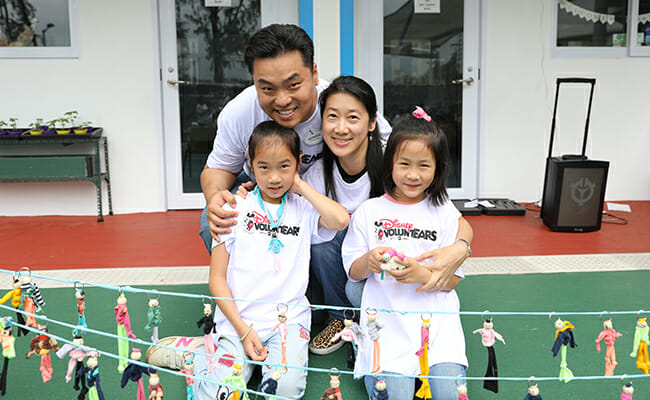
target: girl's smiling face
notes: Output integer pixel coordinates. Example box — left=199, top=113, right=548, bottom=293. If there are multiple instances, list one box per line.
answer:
left=250, top=138, right=299, bottom=204
left=391, top=139, right=436, bottom=203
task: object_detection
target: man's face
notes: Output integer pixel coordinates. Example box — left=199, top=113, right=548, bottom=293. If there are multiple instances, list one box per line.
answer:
left=252, top=50, right=319, bottom=128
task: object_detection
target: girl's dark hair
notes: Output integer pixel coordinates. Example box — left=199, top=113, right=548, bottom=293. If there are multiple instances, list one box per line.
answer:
left=244, top=24, right=314, bottom=74
left=248, top=121, right=301, bottom=164
left=382, top=113, right=450, bottom=206
left=318, top=75, right=384, bottom=201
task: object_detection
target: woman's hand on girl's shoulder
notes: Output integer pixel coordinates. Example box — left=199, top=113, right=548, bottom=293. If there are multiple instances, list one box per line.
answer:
left=289, top=172, right=305, bottom=195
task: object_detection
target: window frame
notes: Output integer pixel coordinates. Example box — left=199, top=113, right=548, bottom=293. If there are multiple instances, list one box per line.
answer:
left=551, top=0, right=649, bottom=57
left=628, top=0, right=650, bottom=56
left=0, top=0, right=80, bottom=59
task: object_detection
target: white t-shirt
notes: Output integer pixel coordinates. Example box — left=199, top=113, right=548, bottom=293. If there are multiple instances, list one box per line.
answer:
left=341, top=194, right=468, bottom=376
left=205, top=80, right=391, bottom=177
left=211, top=192, right=336, bottom=338
left=302, top=159, right=370, bottom=215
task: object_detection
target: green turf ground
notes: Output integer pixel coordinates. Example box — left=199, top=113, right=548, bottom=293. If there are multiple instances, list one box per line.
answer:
left=3, top=270, right=649, bottom=399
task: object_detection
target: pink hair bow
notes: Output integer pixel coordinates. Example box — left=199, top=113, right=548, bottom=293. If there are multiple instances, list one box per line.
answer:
left=412, top=106, right=431, bottom=122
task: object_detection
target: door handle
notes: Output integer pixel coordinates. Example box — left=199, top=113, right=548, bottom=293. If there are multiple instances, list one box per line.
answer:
left=451, top=77, right=474, bottom=86
left=167, top=79, right=187, bottom=86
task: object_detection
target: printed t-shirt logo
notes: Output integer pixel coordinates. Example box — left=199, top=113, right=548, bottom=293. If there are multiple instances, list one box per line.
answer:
left=374, top=218, right=437, bottom=242
left=243, top=211, right=300, bottom=236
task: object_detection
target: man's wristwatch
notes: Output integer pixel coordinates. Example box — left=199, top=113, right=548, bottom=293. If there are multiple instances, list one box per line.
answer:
left=456, top=238, right=472, bottom=256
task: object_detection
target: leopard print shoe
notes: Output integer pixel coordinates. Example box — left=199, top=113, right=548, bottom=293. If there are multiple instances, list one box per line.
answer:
left=309, top=319, right=346, bottom=355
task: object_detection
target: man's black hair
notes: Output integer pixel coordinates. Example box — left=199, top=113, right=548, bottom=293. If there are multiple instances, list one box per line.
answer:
left=244, top=24, right=314, bottom=74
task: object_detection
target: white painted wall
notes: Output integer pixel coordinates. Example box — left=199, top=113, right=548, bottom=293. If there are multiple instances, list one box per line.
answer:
left=480, top=0, right=650, bottom=202
left=0, top=0, right=166, bottom=216
left=1, top=1, right=648, bottom=218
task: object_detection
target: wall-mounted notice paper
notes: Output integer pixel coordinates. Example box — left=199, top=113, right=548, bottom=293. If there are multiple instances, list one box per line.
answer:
left=206, top=0, right=232, bottom=7
left=414, top=0, right=440, bottom=14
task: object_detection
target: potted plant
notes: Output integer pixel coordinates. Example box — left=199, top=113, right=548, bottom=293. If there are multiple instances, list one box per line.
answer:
left=28, top=118, right=45, bottom=135
left=0, top=120, right=7, bottom=135
left=74, top=120, right=93, bottom=135
left=53, top=117, right=71, bottom=134
left=7, top=117, right=21, bottom=135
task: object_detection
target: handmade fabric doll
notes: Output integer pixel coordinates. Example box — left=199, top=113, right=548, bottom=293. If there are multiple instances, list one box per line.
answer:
left=271, top=308, right=289, bottom=365
left=551, top=319, right=577, bottom=382
left=621, top=382, right=634, bottom=400
left=257, top=369, right=282, bottom=400
left=320, top=373, right=342, bottom=400
left=0, top=317, right=15, bottom=396
left=222, top=364, right=248, bottom=400
left=20, top=273, right=45, bottom=328
left=180, top=352, right=195, bottom=400
left=473, top=319, right=506, bottom=393
left=366, top=309, right=383, bottom=374
left=196, top=303, right=218, bottom=373
left=379, top=249, right=405, bottom=279
left=115, top=292, right=137, bottom=373
left=457, top=383, right=469, bottom=400
left=630, top=317, right=649, bottom=374
left=26, top=328, right=59, bottom=383
left=144, top=298, right=162, bottom=344
left=121, top=348, right=151, bottom=400
left=73, top=289, right=87, bottom=336
left=56, top=335, right=97, bottom=398
left=148, top=372, right=164, bottom=400
left=331, top=315, right=363, bottom=368
left=415, top=316, right=431, bottom=399
left=524, top=383, right=543, bottom=400
left=375, top=379, right=388, bottom=400
left=594, top=318, right=622, bottom=376
left=77, top=356, right=104, bottom=400
left=0, top=278, right=27, bottom=336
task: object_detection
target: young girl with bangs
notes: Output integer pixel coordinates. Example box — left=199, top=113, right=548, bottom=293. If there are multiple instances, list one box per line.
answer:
left=194, top=120, right=349, bottom=399
left=341, top=108, right=468, bottom=400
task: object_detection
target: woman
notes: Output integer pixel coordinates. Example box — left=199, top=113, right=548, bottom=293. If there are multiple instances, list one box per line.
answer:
left=304, top=76, right=473, bottom=356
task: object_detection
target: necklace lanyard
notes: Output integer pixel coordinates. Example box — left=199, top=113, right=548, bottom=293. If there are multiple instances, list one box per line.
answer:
left=252, top=187, right=287, bottom=272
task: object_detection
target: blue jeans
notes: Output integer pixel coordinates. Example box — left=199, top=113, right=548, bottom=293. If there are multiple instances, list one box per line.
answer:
left=193, top=324, right=309, bottom=399
left=364, top=363, right=466, bottom=400
left=345, top=278, right=366, bottom=308
left=199, top=171, right=250, bottom=255
left=308, top=228, right=352, bottom=321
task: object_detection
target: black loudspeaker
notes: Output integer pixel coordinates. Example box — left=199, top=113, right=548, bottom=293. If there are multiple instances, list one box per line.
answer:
left=540, top=78, right=609, bottom=232
left=541, top=156, right=609, bottom=232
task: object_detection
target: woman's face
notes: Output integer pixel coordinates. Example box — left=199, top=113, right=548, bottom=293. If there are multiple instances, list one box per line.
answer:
left=321, top=92, right=377, bottom=165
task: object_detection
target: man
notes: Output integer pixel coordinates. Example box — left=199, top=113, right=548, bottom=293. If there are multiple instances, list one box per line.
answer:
left=198, top=24, right=471, bottom=355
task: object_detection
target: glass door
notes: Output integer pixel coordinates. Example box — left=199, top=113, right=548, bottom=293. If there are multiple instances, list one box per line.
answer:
left=355, top=0, right=480, bottom=199
left=159, top=0, right=298, bottom=209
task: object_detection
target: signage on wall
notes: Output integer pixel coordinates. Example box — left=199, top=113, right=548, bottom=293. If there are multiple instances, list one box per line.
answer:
left=414, top=0, right=440, bottom=14
left=205, top=0, right=232, bottom=6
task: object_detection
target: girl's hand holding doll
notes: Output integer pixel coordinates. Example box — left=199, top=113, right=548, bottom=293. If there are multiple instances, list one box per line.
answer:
left=388, top=257, right=431, bottom=285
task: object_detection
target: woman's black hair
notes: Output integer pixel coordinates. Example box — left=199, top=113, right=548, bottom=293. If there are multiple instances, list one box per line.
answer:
left=248, top=121, right=301, bottom=164
left=318, top=75, right=384, bottom=201
left=244, top=24, right=314, bottom=74
left=382, top=113, right=450, bottom=206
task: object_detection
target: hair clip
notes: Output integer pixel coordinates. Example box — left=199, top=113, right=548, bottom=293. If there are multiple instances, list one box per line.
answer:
left=412, top=106, right=431, bottom=122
